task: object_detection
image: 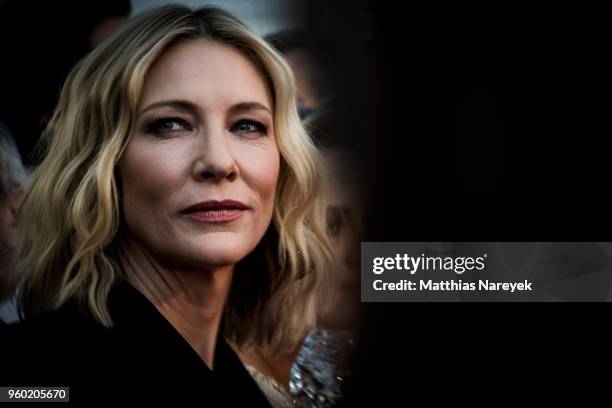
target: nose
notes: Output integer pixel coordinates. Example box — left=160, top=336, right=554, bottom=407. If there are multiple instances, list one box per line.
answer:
left=192, top=124, right=238, bottom=182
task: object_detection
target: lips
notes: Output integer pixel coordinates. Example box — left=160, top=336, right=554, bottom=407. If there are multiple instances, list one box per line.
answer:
left=181, top=200, right=250, bottom=223
left=182, top=199, right=250, bottom=213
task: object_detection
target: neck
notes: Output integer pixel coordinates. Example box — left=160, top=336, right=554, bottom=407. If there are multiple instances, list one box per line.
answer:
left=118, top=234, right=233, bottom=370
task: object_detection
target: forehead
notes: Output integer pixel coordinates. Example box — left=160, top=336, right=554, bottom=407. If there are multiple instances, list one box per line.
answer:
left=139, top=38, right=272, bottom=110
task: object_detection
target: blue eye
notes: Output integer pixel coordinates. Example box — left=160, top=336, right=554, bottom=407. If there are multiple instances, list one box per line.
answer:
left=231, top=119, right=268, bottom=135
left=147, top=117, right=191, bottom=133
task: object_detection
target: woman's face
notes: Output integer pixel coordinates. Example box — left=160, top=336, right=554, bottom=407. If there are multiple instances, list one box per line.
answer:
left=118, top=39, right=280, bottom=269
left=325, top=150, right=362, bottom=290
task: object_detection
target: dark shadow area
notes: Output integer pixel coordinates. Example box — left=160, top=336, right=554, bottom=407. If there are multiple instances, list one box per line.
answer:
left=0, top=0, right=131, bottom=166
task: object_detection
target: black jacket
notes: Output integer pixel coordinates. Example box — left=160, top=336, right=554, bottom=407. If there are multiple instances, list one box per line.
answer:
left=0, top=281, right=271, bottom=406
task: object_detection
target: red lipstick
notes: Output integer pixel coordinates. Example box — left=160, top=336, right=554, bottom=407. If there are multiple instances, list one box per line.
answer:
left=181, top=200, right=249, bottom=223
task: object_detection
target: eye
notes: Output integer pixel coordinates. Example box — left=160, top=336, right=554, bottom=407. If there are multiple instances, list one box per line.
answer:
left=231, top=119, right=268, bottom=136
left=327, top=208, right=345, bottom=237
left=146, top=117, right=191, bottom=134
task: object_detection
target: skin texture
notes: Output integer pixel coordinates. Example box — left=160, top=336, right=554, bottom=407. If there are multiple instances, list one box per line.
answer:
left=117, top=38, right=280, bottom=370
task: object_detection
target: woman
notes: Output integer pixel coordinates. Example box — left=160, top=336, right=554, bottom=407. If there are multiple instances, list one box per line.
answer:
left=1, top=5, right=334, bottom=405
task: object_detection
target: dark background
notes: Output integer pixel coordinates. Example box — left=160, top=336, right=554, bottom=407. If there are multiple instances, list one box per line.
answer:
left=305, top=1, right=610, bottom=404
left=306, top=2, right=610, bottom=242
left=0, top=0, right=131, bottom=166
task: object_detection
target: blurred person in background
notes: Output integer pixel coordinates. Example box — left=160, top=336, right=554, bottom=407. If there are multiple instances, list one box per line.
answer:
left=265, top=30, right=330, bottom=120
left=0, top=122, right=28, bottom=325
left=1, top=6, right=334, bottom=404
left=235, top=110, right=363, bottom=407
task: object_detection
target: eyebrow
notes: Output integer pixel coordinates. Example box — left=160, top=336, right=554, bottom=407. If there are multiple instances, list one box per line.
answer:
left=229, top=102, right=272, bottom=116
left=138, top=99, right=272, bottom=117
left=138, top=100, right=197, bottom=117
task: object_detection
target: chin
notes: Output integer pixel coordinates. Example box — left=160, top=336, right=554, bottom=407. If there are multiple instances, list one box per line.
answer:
left=189, top=238, right=257, bottom=268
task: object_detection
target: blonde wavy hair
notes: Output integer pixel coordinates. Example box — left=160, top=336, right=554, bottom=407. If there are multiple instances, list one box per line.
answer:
left=8, top=5, right=335, bottom=352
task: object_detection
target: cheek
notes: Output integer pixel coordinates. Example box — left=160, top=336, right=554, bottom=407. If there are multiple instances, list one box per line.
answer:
left=235, top=143, right=280, bottom=208
left=257, top=155, right=280, bottom=204
left=119, top=140, right=190, bottom=220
